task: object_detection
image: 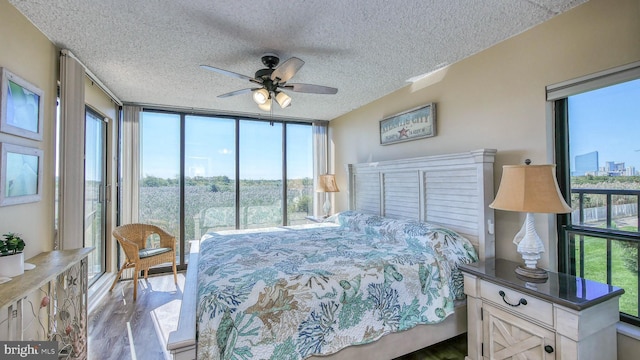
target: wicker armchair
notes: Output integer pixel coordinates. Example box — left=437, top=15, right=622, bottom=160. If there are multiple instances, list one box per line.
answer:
left=109, top=223, right=178, bottom=300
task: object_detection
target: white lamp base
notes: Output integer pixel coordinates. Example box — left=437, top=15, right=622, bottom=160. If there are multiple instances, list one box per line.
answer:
left=322, top=194, right=331, bottom=218
left=515, top=265, right=548, bottom=281
left=513, top=212, right=548, bottom=281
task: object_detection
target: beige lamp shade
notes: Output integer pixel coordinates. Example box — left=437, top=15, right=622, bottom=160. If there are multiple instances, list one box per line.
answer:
left=317, top=174, right=340, bottom=193
left=490, top=164, right=571, bottom=214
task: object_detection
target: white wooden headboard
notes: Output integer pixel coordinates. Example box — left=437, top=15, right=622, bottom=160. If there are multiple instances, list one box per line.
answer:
left=347, top=149, right=496, bottom=261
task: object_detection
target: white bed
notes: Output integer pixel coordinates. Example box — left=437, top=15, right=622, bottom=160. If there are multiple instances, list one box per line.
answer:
left=167, top=148, right=496, bottom=359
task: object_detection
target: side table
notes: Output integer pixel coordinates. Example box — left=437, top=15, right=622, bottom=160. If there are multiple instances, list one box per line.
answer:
left=460, top=258, right=624, bottom=359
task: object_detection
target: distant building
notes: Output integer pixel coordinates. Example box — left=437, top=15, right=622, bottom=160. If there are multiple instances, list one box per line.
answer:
left=574, top=151, right=598, bottom=176
left=574, top=151, right=637, bottom=177
left=605, top=161, right=625, bottom=176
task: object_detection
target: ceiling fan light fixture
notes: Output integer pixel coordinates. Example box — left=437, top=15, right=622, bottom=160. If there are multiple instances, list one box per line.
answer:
left=258, top=99, right=272, bottom=112
left=252, top=88, right=269, bottom=105
left=275, top=91, right=292, bottom=108
left=202, top=55, right=338, bottom=111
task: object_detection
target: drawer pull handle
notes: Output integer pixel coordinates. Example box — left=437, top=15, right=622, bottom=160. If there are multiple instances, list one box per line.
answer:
left=498, top=290, right=527, bottom=307
left=545, top=345, right=554, bottom=353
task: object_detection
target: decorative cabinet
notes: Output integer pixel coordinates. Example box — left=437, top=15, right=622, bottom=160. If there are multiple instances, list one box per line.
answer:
left=460, top=259, right=624, bottom=360
left=0, top=248, right=93, bottom=359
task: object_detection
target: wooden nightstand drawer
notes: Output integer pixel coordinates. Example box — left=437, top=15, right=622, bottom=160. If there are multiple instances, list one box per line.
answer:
left=480, top=279, right=553, bottom=327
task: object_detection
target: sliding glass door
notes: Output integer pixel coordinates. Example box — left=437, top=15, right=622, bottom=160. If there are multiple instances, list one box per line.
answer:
left=84, top=108, right=107, bottom=284
left=239, top=120, right=283, bottom=228
left=286, top=123, right=314, bottom=225
left=185, top=115, right=236, bottom=248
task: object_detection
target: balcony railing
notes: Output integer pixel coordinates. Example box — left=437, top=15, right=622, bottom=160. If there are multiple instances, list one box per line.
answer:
left=565, top=188, right=640, bottom=325
left=571, top=188, right=640, bottom=230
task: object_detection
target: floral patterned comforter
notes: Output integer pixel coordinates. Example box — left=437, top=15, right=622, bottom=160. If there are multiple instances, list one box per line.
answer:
left=196, top=211, right=478, bottom=359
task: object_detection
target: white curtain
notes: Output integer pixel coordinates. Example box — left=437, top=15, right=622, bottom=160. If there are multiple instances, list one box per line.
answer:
left=312, top=121, right=328, bottom=217
left=120, top=105, right=141, bottom=225
left=57, top=50, right=85, bottom=250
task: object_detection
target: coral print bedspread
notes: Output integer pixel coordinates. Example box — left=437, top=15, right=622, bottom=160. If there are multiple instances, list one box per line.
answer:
left=196, top=211, right=478, bottom=359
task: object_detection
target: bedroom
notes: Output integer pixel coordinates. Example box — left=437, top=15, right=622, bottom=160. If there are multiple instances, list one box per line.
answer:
left=0, top=0, right=639, bottom=359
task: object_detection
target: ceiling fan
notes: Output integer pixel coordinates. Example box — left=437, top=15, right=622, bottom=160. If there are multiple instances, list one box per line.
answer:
left=200, top=53, right=338, bottom=111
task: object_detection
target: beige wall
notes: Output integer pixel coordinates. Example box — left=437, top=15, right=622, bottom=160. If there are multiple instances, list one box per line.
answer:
left=1, top=0, right=118, bottom=265
left=0, top=0, right=58, bottom=259
left=330, top=0, right=640, bottom=268
left=331, top=1, right=640, bottom=355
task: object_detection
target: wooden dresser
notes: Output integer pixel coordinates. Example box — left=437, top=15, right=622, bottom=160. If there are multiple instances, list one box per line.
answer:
left=460, top=258, right=624, bottom=360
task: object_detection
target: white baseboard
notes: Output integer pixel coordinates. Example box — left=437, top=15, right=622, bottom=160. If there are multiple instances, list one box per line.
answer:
left=618, top=322, right=640, bottom=341
left=88, top=272, right=117, bottom=315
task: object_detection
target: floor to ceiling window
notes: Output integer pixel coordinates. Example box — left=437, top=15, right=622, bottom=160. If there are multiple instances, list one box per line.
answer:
left=286, top=122, right=314, bottom=225
left=138, top=110, right=316, bottom=269
left=186, top=115, right=236, bottom=244
left=138, top=111, right=181, bottom=262
left=552, top=64, right=640, bottom=325
left=239, top=120, right=283, bottom=228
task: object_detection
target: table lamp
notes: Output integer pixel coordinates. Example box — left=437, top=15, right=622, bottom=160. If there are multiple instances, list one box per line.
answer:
left=317, top=174, right=340, bottom=217
left=489, top=160, right=572, bottom=281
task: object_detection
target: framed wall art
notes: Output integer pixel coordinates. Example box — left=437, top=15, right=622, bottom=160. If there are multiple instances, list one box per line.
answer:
left=0, top=142, right=43, bottom=206
left=0, top=67, right=44, bottom=141
left=380, top=103, right=436, bottom=145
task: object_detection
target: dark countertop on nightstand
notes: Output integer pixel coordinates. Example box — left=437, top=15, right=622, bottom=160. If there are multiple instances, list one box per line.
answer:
left=459, top=258, right=625, bottom=311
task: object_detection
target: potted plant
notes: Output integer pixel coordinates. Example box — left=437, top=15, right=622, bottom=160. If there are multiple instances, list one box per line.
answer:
left=0, top=232, right=26, bottom=277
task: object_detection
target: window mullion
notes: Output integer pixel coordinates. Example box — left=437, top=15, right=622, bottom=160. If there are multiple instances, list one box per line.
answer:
left=179, top=113, right=186, bottom=265
left=235, top=118, right=240, bottom=230
left=282, top=123, right=288, bottom=226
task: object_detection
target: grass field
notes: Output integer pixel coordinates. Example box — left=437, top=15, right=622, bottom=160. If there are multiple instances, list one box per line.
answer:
left=575, top=231, right=638, bottom=317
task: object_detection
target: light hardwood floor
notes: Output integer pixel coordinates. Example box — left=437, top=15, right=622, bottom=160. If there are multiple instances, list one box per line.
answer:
left=88, top=273, right=466, bottom=360
left=88, top=273, right=184, bottom=360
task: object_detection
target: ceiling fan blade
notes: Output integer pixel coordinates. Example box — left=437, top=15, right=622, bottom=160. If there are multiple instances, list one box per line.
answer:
left=271, top=57, right=305, bottom=83
left=217, top=88, right=258, bottom=98
left=200, top=64, right=262, bottom=84
left=283, top=83, right=338, bottom=94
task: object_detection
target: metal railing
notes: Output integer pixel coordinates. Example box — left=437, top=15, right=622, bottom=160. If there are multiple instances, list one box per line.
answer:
left=565, top=188, right=640, bottom=325
left=571, top=188, right=640, bottom=229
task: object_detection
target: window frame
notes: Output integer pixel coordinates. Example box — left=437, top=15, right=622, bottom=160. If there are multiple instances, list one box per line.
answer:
left=550, top=61, right=640, bottom=326
left=138, top=108, right=319, bottom=274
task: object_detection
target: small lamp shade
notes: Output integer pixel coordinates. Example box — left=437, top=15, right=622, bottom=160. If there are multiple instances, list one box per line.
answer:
left=317, top=174, right=339, bottom=217
left=253, top=88, right=270, bottom=105
left=490, top=164, right=571, bottom=214
left=275, top=91, right=292, bottom=108
left=258, top=99, right=272, bottom=112
left=317, top=174, right=340, bottom=193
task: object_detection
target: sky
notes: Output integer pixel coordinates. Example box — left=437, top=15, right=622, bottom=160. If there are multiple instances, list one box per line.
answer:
left=140, top=113, right=313, bottom=180
left=568, top=78, right=640, bottom=172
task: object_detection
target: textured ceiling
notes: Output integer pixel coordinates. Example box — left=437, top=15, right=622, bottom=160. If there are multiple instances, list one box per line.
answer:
left=9, top=0, right=587, bottom=121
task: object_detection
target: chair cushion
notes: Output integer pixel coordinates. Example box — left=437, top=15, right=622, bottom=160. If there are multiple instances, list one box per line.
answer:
left=138, top=247, right=171, bottom=259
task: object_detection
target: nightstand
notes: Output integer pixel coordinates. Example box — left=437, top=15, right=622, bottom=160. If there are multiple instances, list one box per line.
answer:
left=460, top=258, right=624, bottom=360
